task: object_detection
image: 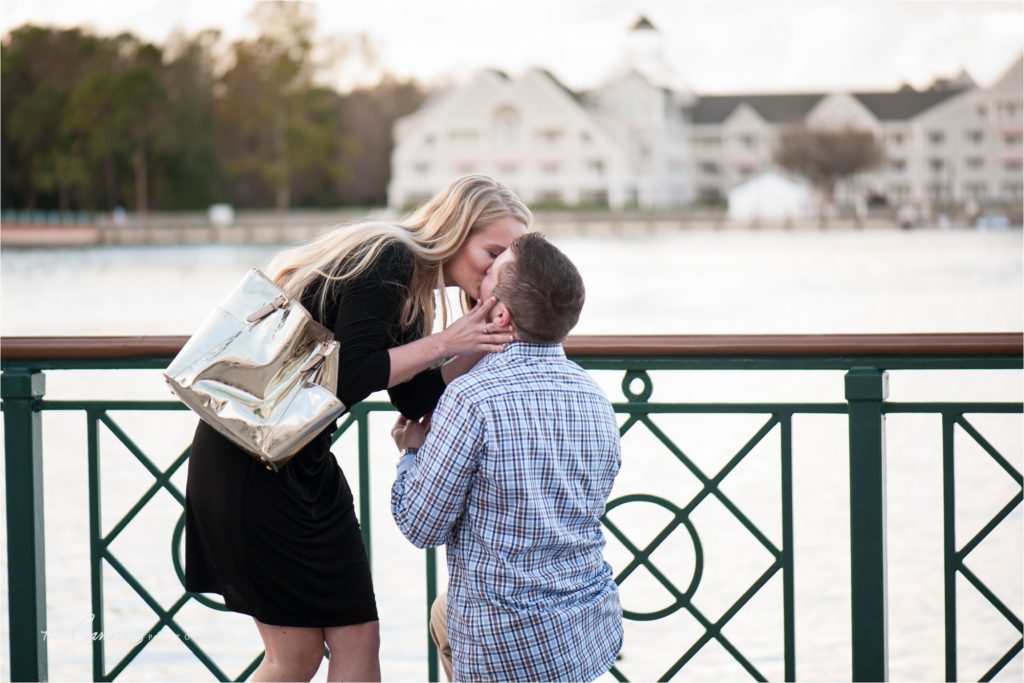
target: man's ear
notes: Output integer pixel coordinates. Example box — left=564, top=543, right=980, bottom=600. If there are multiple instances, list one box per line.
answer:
left=492, top=302, right=513, bottom=329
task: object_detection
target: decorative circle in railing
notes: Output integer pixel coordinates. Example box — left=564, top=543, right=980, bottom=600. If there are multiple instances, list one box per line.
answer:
left=172, top=512, right=231, bottom=611
left=622, top=369, right=653, bottom=402
left=604, top=494, right=703, bottom=620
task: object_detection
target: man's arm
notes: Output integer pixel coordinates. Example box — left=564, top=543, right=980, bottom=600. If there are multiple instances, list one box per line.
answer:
left=390, top=387, right=485, bottom=549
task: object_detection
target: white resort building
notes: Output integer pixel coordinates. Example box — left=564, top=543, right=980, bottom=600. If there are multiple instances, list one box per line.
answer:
left=388, top=17, right=1023, bottom=216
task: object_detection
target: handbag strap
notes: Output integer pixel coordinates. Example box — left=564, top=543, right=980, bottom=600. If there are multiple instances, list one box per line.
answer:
left=300, top=340, right=335, bottom=374
left=246, top=294, right=290, bottom=324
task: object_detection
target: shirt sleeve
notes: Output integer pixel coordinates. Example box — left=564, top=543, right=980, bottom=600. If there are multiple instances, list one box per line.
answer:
left=332, top=241, right=442, bottom=417
left=391, top=385, right=485, bottom=548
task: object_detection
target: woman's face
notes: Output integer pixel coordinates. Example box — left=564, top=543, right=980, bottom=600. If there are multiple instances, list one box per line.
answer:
left=443, top=215, right=526, bottom=299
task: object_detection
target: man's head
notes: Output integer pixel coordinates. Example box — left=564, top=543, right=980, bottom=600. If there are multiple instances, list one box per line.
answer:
left=479, top=232, right=585, bottom=344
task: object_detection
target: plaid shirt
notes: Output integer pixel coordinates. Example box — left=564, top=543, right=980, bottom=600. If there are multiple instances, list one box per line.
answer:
left=392, top=342, right=623, bottom=682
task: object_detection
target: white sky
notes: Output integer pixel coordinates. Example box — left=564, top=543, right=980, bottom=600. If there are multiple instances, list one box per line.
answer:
left=2, top=0, right=1022, bottom=94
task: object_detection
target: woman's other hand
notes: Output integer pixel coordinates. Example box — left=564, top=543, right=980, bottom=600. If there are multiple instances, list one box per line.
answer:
left=439, top=297, right=513, bottom=355
left=392, top=414, right=429, bottom=451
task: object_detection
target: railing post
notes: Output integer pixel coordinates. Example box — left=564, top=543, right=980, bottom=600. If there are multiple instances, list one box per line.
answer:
left=2, top=368, right=48, bottom=682
left=846, top=367, right=889, bottom=682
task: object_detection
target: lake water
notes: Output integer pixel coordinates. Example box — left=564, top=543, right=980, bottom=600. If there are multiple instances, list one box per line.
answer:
left=1, top=227, right=1022, bottom=681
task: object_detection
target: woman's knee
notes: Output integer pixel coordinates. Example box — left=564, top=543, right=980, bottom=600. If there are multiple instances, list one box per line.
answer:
left=326, top=620, right=380, bottom=655
left=256, top=622, right=325, bottom=680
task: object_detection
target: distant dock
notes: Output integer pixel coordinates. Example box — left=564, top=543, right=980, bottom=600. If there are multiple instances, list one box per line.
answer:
left=1, top=208, right=927, bottom=248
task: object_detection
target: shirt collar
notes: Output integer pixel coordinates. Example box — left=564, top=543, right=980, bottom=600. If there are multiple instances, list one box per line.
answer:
left=480, top=340, right=566, bottom=367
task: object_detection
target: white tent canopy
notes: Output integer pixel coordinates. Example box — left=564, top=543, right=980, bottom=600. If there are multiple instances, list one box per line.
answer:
left=728, top=171, right=815, bottom=224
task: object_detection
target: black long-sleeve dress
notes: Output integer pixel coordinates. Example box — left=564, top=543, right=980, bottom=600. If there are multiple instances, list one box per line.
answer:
left=184, top=241, right=445, bottom=627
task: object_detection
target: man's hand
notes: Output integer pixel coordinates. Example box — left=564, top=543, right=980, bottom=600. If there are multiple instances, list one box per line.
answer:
left=391, top=413, right=430, bottom=452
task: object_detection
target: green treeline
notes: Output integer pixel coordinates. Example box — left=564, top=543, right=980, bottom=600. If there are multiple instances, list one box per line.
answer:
left=1, top=2, right=426, bottom=213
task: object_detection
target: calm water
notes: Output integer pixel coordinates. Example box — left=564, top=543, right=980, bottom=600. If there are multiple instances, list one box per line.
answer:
left=1, top=228, right=1022, bottom=681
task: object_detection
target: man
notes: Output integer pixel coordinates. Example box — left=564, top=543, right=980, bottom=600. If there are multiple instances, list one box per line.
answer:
left=390, top=232, right=623, bottom=682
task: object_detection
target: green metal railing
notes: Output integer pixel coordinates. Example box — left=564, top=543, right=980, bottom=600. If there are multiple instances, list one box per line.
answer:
left=3, top=333, right=1022, bottom=682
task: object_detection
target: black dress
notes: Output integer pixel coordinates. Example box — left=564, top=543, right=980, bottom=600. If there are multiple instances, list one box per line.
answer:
left=184, top=242, right=445, bottom=627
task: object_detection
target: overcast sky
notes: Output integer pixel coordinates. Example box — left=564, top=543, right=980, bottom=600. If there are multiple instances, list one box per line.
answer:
left=2, top=0, right=1021, bottom=94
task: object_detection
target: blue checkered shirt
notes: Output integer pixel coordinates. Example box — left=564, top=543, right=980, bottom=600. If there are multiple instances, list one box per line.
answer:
left=391, top=342, right=624, bottom=682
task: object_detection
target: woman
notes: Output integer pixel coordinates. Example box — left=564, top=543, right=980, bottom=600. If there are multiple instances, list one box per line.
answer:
left=184, top=175, right=529, bottom=681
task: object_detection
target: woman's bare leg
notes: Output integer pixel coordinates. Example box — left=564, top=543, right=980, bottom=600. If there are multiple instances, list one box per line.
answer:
left=324, top=620, right=381, bottom=682
left=252, top=619, right=325, bottom=682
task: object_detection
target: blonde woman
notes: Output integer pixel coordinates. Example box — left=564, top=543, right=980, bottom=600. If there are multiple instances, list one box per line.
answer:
left=184, top=176, right=528, bottom=682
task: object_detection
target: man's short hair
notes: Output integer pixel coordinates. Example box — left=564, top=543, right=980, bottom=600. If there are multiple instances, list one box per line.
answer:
left=493, top=233, right=585, bottom=343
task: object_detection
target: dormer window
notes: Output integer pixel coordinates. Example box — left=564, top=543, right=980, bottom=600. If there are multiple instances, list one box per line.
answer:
left=493, top=105, right=521, bottom=143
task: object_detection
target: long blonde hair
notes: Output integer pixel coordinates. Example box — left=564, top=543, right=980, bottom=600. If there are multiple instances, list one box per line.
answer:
left=267, top=175, right=532, bottom=337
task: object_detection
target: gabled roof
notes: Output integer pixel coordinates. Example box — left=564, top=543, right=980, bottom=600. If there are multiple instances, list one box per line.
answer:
left=631, top=15, right=657, bottom=31
left=692, top=84, right=971, bottom=125
left=851, top=85, right=969, bottom=121
left=536, top=68, right=585, bottom=103
left=692, top=94, right=823, bottom=124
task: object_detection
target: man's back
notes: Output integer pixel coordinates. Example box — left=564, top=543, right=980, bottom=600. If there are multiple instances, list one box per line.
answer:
left=392, top=342, right=623, bottom=681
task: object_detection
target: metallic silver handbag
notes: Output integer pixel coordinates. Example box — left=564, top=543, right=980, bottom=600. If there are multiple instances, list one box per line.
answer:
left=164, top=269, right=346, bottom=471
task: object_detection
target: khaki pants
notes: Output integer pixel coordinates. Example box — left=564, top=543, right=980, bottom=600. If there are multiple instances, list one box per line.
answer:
left=429, top=593, right=454, bottom=681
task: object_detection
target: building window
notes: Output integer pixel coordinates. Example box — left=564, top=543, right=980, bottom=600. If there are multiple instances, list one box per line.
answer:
left=889, top=159, right=906, bottom=172
left=888, top=132, right=906, bottom=145
left=740, top=134, right=757, bottom=149
left=964, top=183, right=988, bottom=198
left=977, top=104, right=988, bottom=119
left=449, top=129, right=479, bottom=142
left=581, top=131, right=592, bottom=143
left=888, top=184, right=910, bottom=201
left=698, top=187, right=723, bottom=202
left=579, top=189, right=608, bottom=206
left=1004, top=131, right=1023, bottom=145
left=493, top=105, right=521, bottom=143
left=540, top=161, right=561, bottom=175
left=1003, top=159, right=1023, bottom=172
left=424, top=134, right=435, bottom=146
left=454, top=161, right=476, bottom=173
left=498, top=161, right=518, bottom=174
left=700, top=161, right=720, bottom=175
left=587, top=159, right=605, bottom=174
left=965, top=157, right=985, bottom=170
left=537, top=129, right=564, bottom=144
left=535, top=189, right=563, bottom=204
left=696, top=135, right=722, bottom=147
left=413, top=162, right=430, bottom=175
left=928, top=131, right=945, bottom=145
left=929, top=158, right=945, bottom=173
left=998, top=101, right=1021, bottom=119
left=737, top=164, right=754, bottom=177
left=965, top=129, right=984, bottom=144
left=1002, top=182, right=1023, bottom=198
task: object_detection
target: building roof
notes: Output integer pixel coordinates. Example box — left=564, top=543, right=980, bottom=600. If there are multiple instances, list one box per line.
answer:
left=851, top=85, right=969, bottom=120
left=692, top=84, right=971, bottom=124
left=631, top=15, right=657, bottom=31
left=692, top=94, right=824, bottom=124
left=537, top=68, right=585, bottom=103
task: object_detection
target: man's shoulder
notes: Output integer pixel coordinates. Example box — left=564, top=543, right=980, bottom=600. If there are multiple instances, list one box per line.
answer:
left=447, top=353, right=610, bottom=405
left=442, top=360, right=504, bottom=405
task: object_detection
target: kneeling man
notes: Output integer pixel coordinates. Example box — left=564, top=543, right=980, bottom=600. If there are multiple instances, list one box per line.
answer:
left=390, top=233, right=623, bottom=682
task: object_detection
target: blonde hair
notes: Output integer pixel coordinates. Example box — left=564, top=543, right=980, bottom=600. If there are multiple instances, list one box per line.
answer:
left=267, top=175, right=532, bottom=337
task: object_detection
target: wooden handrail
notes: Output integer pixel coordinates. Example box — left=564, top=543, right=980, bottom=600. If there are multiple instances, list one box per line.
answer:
left=1, top=333, right=1021, bottom=361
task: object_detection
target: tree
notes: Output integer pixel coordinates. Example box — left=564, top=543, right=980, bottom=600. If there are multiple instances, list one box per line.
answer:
left=337, top=76, right=426, bottom=206
left=774, top=124, right=884, bottom=224
left=156, top=30, right=226, bottom=209
left=216, top=1, right=342, bottom=210
left=2, top=26, right=114, bottom=211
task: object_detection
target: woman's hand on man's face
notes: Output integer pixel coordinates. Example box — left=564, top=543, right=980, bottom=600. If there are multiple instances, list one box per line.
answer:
left=439, top=297, right=513, bottom=356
